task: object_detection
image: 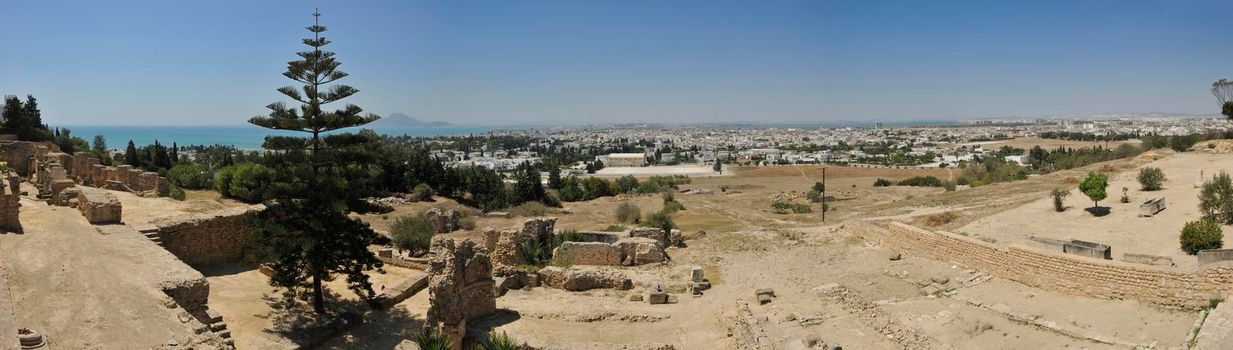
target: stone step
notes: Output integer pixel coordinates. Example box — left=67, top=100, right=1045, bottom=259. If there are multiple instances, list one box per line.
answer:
left=216, top=329, right=231, bottom=339
left=209, top=321, right=227, bottom=332
left=206, top=309, right=224, bottom=323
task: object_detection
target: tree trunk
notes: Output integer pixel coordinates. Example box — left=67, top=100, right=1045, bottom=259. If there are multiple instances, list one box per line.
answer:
left=312, top=271, right=325, bottom=314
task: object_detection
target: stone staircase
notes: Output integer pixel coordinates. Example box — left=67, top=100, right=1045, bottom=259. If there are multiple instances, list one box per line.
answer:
left=205, top=308, right=234, bottom=347
left=135, top=224, right=163, bottom=247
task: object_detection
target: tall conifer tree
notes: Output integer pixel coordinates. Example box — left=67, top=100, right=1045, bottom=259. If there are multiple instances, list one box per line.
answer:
left=247, top=10, right=387, bottom=314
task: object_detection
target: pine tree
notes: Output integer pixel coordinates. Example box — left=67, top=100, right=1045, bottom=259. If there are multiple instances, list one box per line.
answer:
left=247, top=10, right=388, bottom=315
left=547, top=164, right=562, bottom=189
left=170, top=142, right=179, bottom=163
left=93, top=135, right=107, bottom=152
left=153, top=140, right=171, bottom=170
left=1, top=96, right=22, bottom=131
left=125, top=140, right=139, bottom=166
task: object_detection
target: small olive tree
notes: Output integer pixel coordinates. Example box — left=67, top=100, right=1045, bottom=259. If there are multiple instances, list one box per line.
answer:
left=1137, top=167, right=1166, bottom=191
left=1200, top=171, right=1233, bottom=223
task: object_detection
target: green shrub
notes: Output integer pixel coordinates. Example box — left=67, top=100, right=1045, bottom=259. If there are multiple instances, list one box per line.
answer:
left=615, top=202, right=641, bottom=224
left=1201, top=172, right=1233, bottom=223
left=516, top=235, right=551, bottom=266
left=412, top=331, right=452, bottom=350
left=553, top=229, right=586, bottom=248
left=645, top=211, right=675, bottom=234
left=213, top=163, right=272, bottom=203
left=410, top=183, right=434, bottom=201
left=1137, top=167, right=1166, bottom=191
left=166, top=164, right=211, bottom=190
left=390, top=214, right=436, bottom=255
left=661, top=191, right=685, bottom=213
left=168, top=185, right=186, bottom=201
left=791, top=203, right=812, bottom=213
left=479, top=331, right=520, bottom=350
left=897, top=176, right=944, bottom=187
left=1180, top=220, right=1224, bottom=255
left=509, top=201, right=549, bottom=217
left=616, top=175, right=639, bottom=193
left=873, top=178, right=893, bottom=187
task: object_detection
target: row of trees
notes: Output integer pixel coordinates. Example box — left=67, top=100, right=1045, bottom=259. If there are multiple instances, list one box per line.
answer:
left=0, top=95, right=51, bottom=141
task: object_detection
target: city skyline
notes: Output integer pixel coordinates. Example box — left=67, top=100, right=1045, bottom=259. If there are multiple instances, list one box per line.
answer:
left=3, top=0, right=1232, bottom=126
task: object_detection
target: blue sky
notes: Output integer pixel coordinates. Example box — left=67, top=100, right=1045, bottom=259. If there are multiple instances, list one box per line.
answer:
left=2, top=0, right=1231, bottom=126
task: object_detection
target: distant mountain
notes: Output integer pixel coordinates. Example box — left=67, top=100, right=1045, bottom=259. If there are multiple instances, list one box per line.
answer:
left=370, top=113, right=454, bottom=128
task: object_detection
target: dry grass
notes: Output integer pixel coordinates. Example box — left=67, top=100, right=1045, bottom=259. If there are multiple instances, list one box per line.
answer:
left=919, top=211, right=960, bottom=227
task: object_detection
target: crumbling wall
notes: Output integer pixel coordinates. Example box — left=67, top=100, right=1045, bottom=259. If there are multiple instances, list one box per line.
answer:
left=852, top=221, right=1233, bottom=310
left=424, top=208, right=461, bottom=233
left=537, top=266, right=632, bottom=291
left=553, top=237, right=667, bottom=266
left=0, top=173, right=20, bottom=232
left=483, top=217, right=557, bottom=268
left=0, top=259, right=17, bottom=350
left=426, top=238, right=496, bottom=350
left=151, top=207, right=259, bottom=268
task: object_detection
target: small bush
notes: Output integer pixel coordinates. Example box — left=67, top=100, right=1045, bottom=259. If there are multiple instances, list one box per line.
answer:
left=601, top=224, right=626, bottom=232
left=1200, top=172, right=1233, bottom=223
left=791, top=203, right=812, bottom=213
left=645, top=211, right=675, bottom=234
left=943, top=181, right=956, bottom=191
left=458, top=216, right=477, bottom=230
left=553, top=229, right=586, bottom=248
left=390, top=214, right=436, bottom=255
left=410, top=183, right=434, bottom=202
left=168, top=185, right=186, bottom=201
left=412, top=331, right=452, bottom=350
left=662, top=199, right=686, bottom=214
left=873, top=178, right=893, bottom=187
left=897, top=176, right=945, bottom=187
left=615, top=202, right=641, bottom=224
left=479, top=331, right=521, bottom=350
left=509, top=201, right=549, bottom=217
left=516, top=235, right=551, bottom=266
left=1051, top=188, right=1070, bottom=212
left=1137, top=167, right=1166, bottom=191
left=1180, top=220, right=1224, bottom=255
left=923, top=212, right=959, bottom=227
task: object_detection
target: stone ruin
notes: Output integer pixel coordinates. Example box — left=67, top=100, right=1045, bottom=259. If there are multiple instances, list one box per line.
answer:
left=424, top=207, right=461, bottom=233
left=425, top=238, right=496, bottom=350
left=77, top=187, right=122, bottom=224
left=0, top=171, right=20, bottom=232
left=553, top=237, right=666, bottom=266
left=484, top=217, right=557, bottom=268
left=0, top=141, right=170, bottom=198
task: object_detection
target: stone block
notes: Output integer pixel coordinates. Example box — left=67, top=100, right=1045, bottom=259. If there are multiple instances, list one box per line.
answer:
left=648, top=291, right=669, bottom=305
left=77, top=188, right=121, bottom=224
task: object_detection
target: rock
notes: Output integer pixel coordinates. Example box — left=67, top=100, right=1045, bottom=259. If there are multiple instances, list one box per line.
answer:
left=692, top=280, right=711, bottom=292
left=889, top=252, right=902, bottom=261
left=667, top=295, right=678, bottom=304
left=538, top=266, right=632, bottom=291
left=783, top=313, right=798, bottom=322
left=691, top=266, right=705, bottom=282
left=931, top=276, right=950, bottom=284
left=424, top=207, right=462, bottom=233
left=756, top=288, right=776, bottom=298
left=630, top=293, right=644, bottom=302
left=758, top=294, right=773, bottom=305
left=617, top=237, right=668, bottom=265
left=648, top=292, right=669, bottom=304
left=920, top=285, right=942, bottom=296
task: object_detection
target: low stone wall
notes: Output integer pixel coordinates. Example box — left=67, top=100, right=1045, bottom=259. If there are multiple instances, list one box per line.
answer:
left=1199, top=249, right=1233, bottom=265
left=537, top=266, right=632, bottom=291
left=1123, top=253, right=1175, bottom=267
left=151, top=207, right=260, bottom=268
left=851, top=221, right=1233, bottom=310
left=374, top=273, right=429, bottom=310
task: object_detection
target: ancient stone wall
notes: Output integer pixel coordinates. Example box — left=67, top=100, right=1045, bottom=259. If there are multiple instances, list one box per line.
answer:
left=151, top=207, right=259, bottom=268
left=553, top=237, right=667, bottom=266
left=0, top=173, right=20, bottom=232
left=426, top=238, right=496, bottom=350
left=852, top=221, right=1233, bottom=310
left=1198, top=249, right=1233, bottom=265
left=9, top=142, right=173, bottom=197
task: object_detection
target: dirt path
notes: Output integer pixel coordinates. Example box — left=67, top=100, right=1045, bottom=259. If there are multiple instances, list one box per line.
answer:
left=0, top=198, right=202, bottom=349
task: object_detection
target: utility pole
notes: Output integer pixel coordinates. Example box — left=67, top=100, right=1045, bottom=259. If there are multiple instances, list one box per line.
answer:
left=821, top=167, right=826, bottom=223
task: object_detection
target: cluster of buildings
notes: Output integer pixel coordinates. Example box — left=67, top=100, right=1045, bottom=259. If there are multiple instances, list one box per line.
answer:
left=420, top=116, right=1233, bottom=170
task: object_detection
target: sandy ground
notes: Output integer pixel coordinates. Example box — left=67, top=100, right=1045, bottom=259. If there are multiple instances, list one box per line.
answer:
left=202, top=264, right=426, bottom=350
left=959, top=152, right=1233, bottom=271
left=0, top=196, right=201, bottom=349
left=111, top=188, right=248, bottom=226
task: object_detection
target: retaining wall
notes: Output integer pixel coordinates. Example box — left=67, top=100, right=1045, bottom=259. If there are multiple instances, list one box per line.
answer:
left=151, top=207, right=260, bottom=268
left=851, top=221, right=1233, bottom=310
left=1199, top=249, right=1233, bottom=265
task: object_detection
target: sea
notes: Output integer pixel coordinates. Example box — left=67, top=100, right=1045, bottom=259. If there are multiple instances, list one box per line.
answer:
left=61, top=125, right=495, bottom=149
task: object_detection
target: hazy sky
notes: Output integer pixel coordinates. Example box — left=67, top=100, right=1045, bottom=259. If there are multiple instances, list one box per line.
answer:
left=3, top=0, right=1232, bottom=126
